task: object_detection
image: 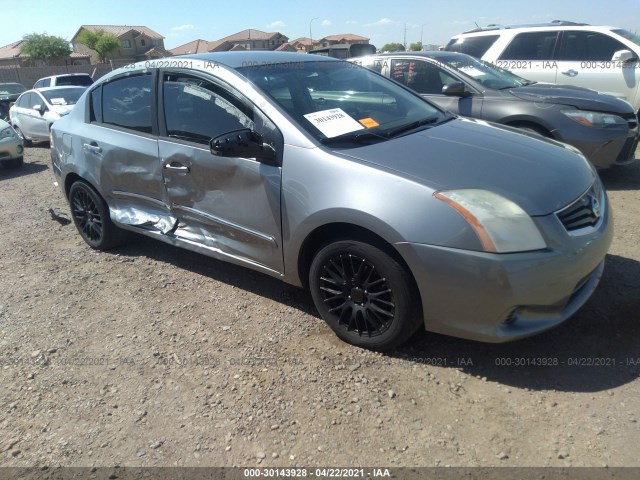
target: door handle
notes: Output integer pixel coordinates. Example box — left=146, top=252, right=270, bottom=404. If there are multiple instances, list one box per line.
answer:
left=83, top=142, right=102, bottom=154
left=164, top=162, right=190, bottom=173
left=561, top=69, right=578, bottom=77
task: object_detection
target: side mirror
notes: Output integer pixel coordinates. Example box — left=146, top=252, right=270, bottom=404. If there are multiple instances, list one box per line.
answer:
left=210, top=129, right=278, bottom=165
left=32, top=104, right=46, bottom=115
left=612, top=49, right=638, bottom=63
left=442, top=82, right=471, bottom=97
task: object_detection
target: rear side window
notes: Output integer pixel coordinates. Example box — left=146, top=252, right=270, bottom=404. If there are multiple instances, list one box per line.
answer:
left=102, top=74, right=153, bottom=133
left=34, top=78, right=50, bottom=88
left=56, top=75, right=93, bottom=87
left=558, top=31, right=629, bottom=61
left=498, top=32, right=559, bottom=60
left=445, top=35, right=499, bottom=58
left=390, top=59, right=457, bottom=94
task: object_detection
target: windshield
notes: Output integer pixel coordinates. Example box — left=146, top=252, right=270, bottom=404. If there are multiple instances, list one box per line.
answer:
left=612, top=29, right=640, bottom=48
left=0, top=84, right=26, bottom=95
left=41, top=88, right=85, bottom=106
left=436, top=54, right=532, bottom=89
left=237, top=60, right=447, bottom=145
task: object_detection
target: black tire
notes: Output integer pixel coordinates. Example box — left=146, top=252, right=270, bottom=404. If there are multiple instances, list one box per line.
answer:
left=1, top=156, right=23, bottom=169
left=309, top=240, right=422, bottom=351
left=69, top=180, right=127, bottom=250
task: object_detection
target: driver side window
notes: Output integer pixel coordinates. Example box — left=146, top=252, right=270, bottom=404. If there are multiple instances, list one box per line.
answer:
left=162, top=74, right=254, bottom=145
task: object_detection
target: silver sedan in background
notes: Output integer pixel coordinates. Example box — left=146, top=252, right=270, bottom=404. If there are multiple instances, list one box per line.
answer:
left=10, top=86, right=85, bottom=144
left=0, top=118, right=23, bottom=169
left=50, top=52, right=612, bottom=350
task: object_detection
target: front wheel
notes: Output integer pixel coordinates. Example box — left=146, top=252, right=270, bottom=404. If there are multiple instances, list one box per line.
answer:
left=309, top=240, right=422, bottom=351
left=69, top=180, right=127, bottom=250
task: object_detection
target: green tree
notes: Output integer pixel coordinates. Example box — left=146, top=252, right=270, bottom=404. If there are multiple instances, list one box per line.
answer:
left=20, top=33, right=71, bottom=65
left=409, top=41, right=423, bottom=51
left=380, top=42, right=405, bottom=52
left=76, top=29, right=120, bottom=62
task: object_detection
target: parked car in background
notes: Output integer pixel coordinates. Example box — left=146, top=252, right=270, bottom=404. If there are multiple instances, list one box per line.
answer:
left=352, top=52, right=638, bottom=169
left=0, top=118, right=23, bottom=168
left=445, top=21, right=640, bottom=114
left=10, top=87, right=86, bottom=144
left=0, top=83, right=26, bottom=121
left=33, top=73, right=93, bottom=89
left=51, top=52, right=612, bottom=350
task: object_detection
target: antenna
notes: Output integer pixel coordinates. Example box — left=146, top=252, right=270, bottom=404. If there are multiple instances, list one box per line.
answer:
left=475, top=22, right=481, bottom=29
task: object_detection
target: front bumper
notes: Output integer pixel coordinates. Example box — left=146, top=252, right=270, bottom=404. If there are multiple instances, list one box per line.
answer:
left=395, top=195, right=613, bottom=342
left=0, top=136, right=23, bottom=161
left=553, top=121, right=638, bottom=169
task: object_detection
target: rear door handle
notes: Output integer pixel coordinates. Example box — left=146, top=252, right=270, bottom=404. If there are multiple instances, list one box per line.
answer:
left=561, top=69, right=578, bottom=77
left=83, top=142, right=102, bottom=154
left=164, top=161, right=190, bottom=173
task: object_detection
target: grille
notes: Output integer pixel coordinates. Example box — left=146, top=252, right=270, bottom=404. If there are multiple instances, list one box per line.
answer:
left=556, top=181, right=604, bottom=234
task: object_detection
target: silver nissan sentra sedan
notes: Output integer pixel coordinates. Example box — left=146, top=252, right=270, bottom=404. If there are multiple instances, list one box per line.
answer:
left=50, top=52, right=612, bottom=351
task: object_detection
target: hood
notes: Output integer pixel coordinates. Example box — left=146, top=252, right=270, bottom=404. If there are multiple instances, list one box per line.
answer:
left=507, top=83, right=634, bottom=114
left=336, top=118, right=595, bottom=216
left=0, top=93, right=21, bottom=103
left=49, top=104, right=74, bottom=116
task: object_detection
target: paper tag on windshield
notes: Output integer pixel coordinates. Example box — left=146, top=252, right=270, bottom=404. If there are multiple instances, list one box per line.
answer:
left=304, top=108, right=364, bottom=138
left=50, top=98, right=67, bottom=105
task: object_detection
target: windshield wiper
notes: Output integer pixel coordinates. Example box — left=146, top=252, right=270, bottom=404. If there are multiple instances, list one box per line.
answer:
left=384, top=115, right=442, bottom=138
left=320, top=130, right=388, bottom=145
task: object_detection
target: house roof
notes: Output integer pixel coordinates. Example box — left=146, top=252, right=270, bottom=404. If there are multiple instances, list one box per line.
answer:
left=170, top=39, right=213, bottom=55
left=275, top=43, right=297, bottom=52
left=170, top=39, right=234, bottom=55
left=0, top=40, right=24, bottom=59
left=321, top=33, right=369, bottom=42
left=289, top=37, right=315, bottom=46
left=73, top=25, right=164, bottom=41
left=218, top=29, right=285, bottom=42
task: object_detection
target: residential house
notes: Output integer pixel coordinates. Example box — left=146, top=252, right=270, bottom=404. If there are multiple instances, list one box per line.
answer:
left=0, top=40, right=90, bottom=68
left=288, top=37, right=319, bottom=53
left=217, top=29, right=289, bottom=51
left=171, top=29, right=288, bottom=55
left=71, top=25, right=172, bottom=63
left=317, top=34, right=370, bottom=48
left=170, top=39, right=232, bottom=56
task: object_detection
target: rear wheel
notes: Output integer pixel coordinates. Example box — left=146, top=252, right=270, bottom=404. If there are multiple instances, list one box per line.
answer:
left=309, top=240, right=422, bottom=351
left=69, top=180, right=127, bottom=250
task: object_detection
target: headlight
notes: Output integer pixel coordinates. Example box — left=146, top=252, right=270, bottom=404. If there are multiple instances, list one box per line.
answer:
left=562, top=110, right=627, bottom=128
left=434, top=189, right=547, bottom=253
left=0, top=126, right=16, bottom=139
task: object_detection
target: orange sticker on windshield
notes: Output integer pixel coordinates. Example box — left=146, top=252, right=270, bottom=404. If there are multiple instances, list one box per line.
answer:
left=359, top=118, right=379, bottom=128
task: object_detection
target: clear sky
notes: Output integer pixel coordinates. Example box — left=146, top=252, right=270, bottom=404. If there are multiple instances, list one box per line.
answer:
left=2, top=0, right=639, bottom=50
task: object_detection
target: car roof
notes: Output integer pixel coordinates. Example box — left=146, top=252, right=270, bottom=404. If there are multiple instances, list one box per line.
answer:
left=31, top=86, right=87, bottom=93
left=0, top=82, right=25, bottom=87
left=362, top=51, right=468, bottom=60
left=455, top=23, right=620, bottom=36
left=177, top=51, right=339, bottom=69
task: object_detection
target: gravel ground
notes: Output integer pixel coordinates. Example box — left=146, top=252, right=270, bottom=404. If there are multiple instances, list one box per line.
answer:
left=0, top=144, right=639, bottom=469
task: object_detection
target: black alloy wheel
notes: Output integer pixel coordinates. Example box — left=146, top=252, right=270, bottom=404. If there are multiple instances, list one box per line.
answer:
left=309, top=240, right=421, bottom=350
left=69, top=181, right=127, bottom=250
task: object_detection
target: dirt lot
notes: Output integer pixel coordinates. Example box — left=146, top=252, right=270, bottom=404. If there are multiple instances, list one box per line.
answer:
left=1, top=144, right=639, bottom=470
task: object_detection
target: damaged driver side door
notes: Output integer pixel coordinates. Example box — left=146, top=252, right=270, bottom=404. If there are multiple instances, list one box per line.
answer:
left=157, top=71, right=284, bottom=275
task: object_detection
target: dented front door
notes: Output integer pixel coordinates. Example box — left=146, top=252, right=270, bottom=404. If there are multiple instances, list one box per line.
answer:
left=158, top=72, right=284, bottom=275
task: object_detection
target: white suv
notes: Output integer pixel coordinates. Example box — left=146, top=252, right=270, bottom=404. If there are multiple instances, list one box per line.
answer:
left=445, top=21, right=640, bottom=113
